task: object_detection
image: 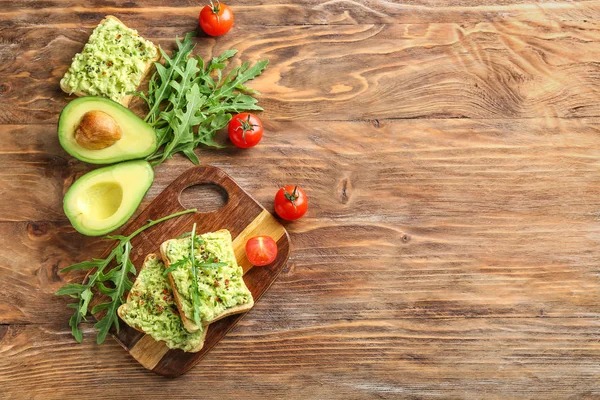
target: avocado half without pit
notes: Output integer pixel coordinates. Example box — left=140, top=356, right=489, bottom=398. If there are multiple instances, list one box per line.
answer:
left=63, top=160, right=154, bottom=236
left=58, top=96, right=157, bottom=164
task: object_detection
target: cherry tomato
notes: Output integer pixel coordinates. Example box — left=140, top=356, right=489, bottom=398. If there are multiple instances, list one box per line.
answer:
left=199, top=1, right=234, bottom=37
left=274, top=186, right=308, bottom=221
left=228, top=113, right=263, bottom=148
left=245, top=236, right=278, bottom=266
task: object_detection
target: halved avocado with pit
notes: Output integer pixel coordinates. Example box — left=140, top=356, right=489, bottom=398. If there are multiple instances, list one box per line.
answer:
left=63, top=160, right=154, bottom=236
left=58, top=96, right=157, bottom=164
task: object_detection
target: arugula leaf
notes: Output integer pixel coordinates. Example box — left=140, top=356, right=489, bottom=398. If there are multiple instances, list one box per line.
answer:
left=93, top=241, right=134, bottom=344
left=212, top=60, right=268, bottom=102
left=91, top=302, right=111, bottom=314
left=80, top=288, right=93, bottom=317
left=188, top=223, right=202, bottom=327
left=60, top=259, right=106, bottom=273
left=162, top=257, right=190, bottom=276
left=55, top=208, right=197, bottom=343
left=161, top=229, right=226, bottom=330
left=162, top=255, right=226, bottom=275
left=55, top=283, right=87, bottom=296
left=143, top=33, right=196, bottom=125
left=133, top=32, right=268, bottom=166
left=155, top=84, right=206, bottom=165
left=168, top=58, right=201, bottom=116
left=197, top=262, right=227, bottom=269
left=68, top=308, right=84, bottom=343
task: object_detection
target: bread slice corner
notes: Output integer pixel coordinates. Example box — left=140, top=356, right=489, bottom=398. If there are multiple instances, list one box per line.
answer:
left=117, top=253, right=209, bottom=353
left=60, top=15, right=161, bottom=107
left=159, top=240, right=200, bottom=333
left=160, top=230, right=254, bottom=333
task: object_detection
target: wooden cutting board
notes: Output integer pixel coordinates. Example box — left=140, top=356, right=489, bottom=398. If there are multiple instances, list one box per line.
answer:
left=91, top=165, right=291, bottom=377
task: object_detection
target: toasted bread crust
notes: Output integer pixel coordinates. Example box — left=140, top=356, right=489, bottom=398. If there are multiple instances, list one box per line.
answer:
left=163, top=248, right=201, bottom=333
left=160, top=230, right=254, bottom=333
left=60, top=15, right=160, bottom=107
left=161, top=238, right=203, bottom=333
left=117, top=253, right=208, bottom=353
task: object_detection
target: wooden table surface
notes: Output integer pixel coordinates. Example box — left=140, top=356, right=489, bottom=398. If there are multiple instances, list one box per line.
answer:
left=2, top=1, right=600, bottom=398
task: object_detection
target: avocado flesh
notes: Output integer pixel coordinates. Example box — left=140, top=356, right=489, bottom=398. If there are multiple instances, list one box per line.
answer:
left=63, top=160, right=154, bottom=236
left=58, top=96, right=157, bottom=164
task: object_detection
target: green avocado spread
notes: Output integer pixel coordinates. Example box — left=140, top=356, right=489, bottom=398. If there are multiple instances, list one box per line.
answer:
left=167, top=231, right=253, bottom=324
left=60, top=17, right=157, bottom=103
left=120, top=255, right=204, bottom=352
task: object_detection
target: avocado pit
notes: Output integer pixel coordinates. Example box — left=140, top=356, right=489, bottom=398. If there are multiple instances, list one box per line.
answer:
left=75, top=110, right=122, bottom=150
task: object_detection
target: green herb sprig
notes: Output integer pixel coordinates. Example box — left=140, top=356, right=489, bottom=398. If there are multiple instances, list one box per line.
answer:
left=162, top=226, right=226, bottom=327
left=132, top=33, right=268, bottom=166
left=163, top=234, right=226, bottom=276
left=162, top=259, right=226, bottom=276
left=55, top=208, right=197, bottom=344
left=189, top=223, right=202, bottom=327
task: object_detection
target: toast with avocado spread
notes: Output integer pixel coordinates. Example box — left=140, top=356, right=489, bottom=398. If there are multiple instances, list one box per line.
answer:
left=161, top=229, right=254, bottom=333
left=118, top=254, right=208, bottom=352
left=60, top=15, right=159, bottom=106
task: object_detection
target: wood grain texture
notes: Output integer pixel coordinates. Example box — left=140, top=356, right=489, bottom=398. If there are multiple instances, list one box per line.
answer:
left=2, top=0, right=600, bottom=397
left=2, top=14, right=600, bottom=124
left=2, top=118, right=600, bottom=222
left=2, top=1, right=599, bottom=26
left=2, top=118, right=600, bottom=323
left=2, top=319, right=600, bottom=399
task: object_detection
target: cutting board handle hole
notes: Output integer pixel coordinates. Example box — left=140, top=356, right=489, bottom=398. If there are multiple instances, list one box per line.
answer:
left=179, top=184, right=228, bottom=213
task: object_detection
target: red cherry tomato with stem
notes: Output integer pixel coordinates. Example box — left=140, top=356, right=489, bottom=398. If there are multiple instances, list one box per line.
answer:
left=245, top=236, right=278, bottom=266
left=199, top=1, right=234, bottom=37
left=274, top=186, right=308, bottom=221
left=228, top=113, right=263, bottom=148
